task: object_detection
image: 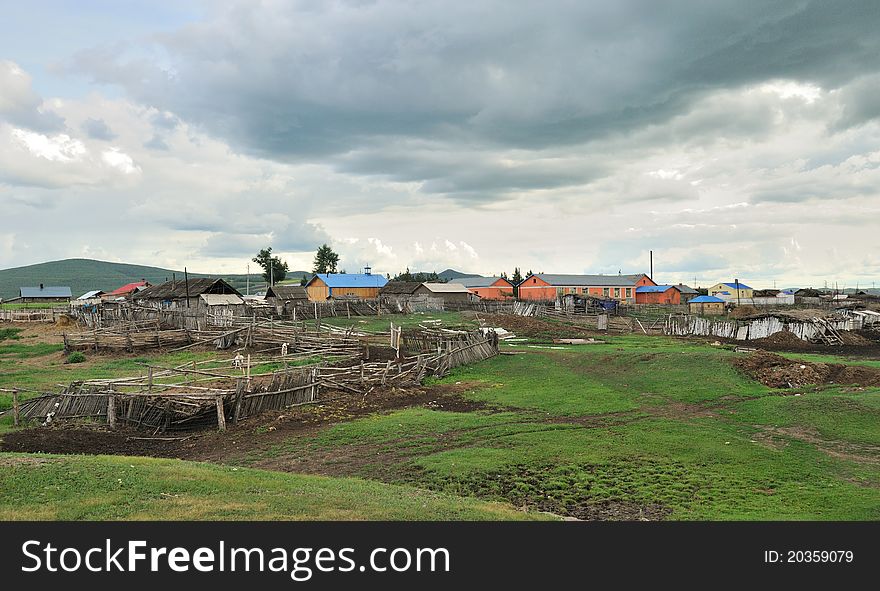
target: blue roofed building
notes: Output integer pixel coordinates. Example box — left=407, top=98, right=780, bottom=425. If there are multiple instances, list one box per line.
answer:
left=708, top=281, right=753, bottom=301
left=305, top=271, right=388, bottom=300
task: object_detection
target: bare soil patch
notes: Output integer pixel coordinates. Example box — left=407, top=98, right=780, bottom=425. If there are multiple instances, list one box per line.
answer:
left=732, top=350, right=880, bottom=388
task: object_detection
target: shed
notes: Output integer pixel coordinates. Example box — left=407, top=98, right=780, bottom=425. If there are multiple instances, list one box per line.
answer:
left=200, top=293, right=245, bottom=326
left=688, top=295, right=725, bottom=316
left=306, top=273, right=388, bottom=300
left=265, top=284, right=308, bottom=314
left=635, top=285, right=681, bottom=305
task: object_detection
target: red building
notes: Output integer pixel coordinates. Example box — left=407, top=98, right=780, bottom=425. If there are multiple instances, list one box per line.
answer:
left=104, top=280, right=152, bottom=300
left=516, top=273, right=655, bottom=302
left=455, top=277, right=515, bottom=300
left=634, top=284, right=682, bottom=304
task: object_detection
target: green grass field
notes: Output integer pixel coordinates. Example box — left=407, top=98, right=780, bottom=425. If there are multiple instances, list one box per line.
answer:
left=0, top=454, right=549, bottom=520
left=2, top=318, right=878, bottom=520
left=250, top=334, right=880, bottom=520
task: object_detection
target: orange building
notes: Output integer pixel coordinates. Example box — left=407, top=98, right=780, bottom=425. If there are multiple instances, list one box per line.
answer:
left=517, top=273, right=655, bottom=302
left=634, top=285, right=682, bottom=304
left=455, top=277, right=515, bottom=300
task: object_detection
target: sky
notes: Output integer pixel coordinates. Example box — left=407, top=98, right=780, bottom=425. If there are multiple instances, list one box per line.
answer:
left=1, top=0, right=880, bottom=289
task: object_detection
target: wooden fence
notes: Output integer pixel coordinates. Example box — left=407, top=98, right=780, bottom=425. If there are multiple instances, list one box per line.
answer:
left=9, top=329, right=499, bottom=432
left=0, top=308, right=69, bottom=323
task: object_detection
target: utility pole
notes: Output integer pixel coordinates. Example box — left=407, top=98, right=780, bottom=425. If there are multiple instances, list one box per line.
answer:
left=247, top=264, right=250, bottom=296
left=184, top=266, right=190, bottom=308
left=649, top=250, right=653, bottom=281
left=734, top=278, right=741, bottom=307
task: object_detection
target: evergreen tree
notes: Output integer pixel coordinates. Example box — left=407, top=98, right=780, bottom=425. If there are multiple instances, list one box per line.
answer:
left=252, top=247, right=289, bottom=285
left=312, top=244, right=340, bottom=274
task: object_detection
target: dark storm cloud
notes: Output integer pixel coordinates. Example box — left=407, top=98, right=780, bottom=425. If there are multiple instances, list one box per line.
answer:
left=70, top=1, right=880, bottom=157
left=81, top=117, right=117, bottom=140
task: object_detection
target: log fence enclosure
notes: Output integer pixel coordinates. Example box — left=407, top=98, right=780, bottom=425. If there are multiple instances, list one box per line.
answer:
left=11, top=328, right=499, bottom=433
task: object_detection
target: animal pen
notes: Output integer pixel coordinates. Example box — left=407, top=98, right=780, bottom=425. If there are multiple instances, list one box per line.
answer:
left=10, top=323, right=500, bottom=433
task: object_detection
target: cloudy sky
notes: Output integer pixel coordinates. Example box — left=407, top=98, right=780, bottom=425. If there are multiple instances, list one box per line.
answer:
left=2, top=0, right=880, bottom=288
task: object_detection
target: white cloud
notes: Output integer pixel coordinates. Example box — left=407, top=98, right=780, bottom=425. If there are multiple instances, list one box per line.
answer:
left=100, top=147, right=139, bottom=174
left=11, top=129, right=86, bottom=162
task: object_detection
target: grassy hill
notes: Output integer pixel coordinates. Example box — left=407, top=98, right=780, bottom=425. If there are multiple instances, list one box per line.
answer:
left=0, top=259, right=309, bottom=300
left=437, top=268, right=483, bottom=281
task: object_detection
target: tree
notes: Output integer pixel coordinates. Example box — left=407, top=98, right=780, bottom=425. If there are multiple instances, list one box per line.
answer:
left=252, top=247, right=289, bottom=285
left=312, top=244, right=340, bottom=274
left=392, top=268, right=441, bottom=282
left=511, top=267, right=524, bottom=298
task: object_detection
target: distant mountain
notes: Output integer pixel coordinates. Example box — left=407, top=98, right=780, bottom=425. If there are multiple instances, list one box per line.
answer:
left=437, top=268, right=484, bottom=281
left=0, top=258, right=309, bottom=300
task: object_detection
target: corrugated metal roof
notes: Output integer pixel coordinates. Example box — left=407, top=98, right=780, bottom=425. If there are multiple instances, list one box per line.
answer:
left=265, top=285, right=308, bottom=301
left=108, top=280, right=150, bottom=296
left=690, top=295, right=725, bottom=303
left=673, top=284, right=699, bottom=294
left=422, top=282, right=470, bottom=293
left=199, top=294, right=244, bottom=306
left=455, top=276, right=512, bottom=288
left=20, top=286, right=72, bottom=298
left=531, top=273, right=650, bottom=287
left=312, top=273, right=388, bottom=288
left=134, top=278, right=241, bottom=299
left=636, top=285, right=677, bottom=293
left=380, top=281, right=422, bottom=295
left=77, top=290, right=105, bottom=300
left=721, top=282, right=752, bottom=290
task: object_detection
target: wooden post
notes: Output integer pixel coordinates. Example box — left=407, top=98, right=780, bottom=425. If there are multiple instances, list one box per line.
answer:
left=12, top=389, right=19, bottom=427
left=216, top=395, right=227, bottom=431
left=107, top=395, right=117, bottom=429
left=147, top=367, right=153, bottom=393
left=233, top=379, right=245, bottom=424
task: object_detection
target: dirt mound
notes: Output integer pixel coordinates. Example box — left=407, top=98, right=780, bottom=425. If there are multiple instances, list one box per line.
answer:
left=750, top=330, right=812, bottom=349
left=839, top=331, right=874, bottom=346
left=732, top=350, right=880, bottom=388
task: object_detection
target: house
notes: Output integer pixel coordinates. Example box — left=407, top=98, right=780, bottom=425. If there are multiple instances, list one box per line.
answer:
left=708, top=282, right=753, bottom=301
left=133, top=278, right=241, bottom=310
left=454, top=276, right=515, bottom=300
left=265, top=284, right=308, bottom=315
left=305, top=273, right=388, bottom=300
left=635, top=285, right=682, bottom=305
left=672, top=284, right=699, bottom=304
left=688, top=295, right=726, bottom=316
left=19, top=285, right=72, bottom=303
left=104, top=280, right=151, bottom=300
left=417, top=282, right=475, bottom=305
left=517, top=273, right=656, bottom=302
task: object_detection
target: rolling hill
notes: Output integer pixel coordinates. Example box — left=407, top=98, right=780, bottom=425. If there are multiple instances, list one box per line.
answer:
left=0, top=259, right=309, bottom=300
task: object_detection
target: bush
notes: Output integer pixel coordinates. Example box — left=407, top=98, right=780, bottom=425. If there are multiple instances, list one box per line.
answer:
left=67, top=351, right=87, bottom=364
